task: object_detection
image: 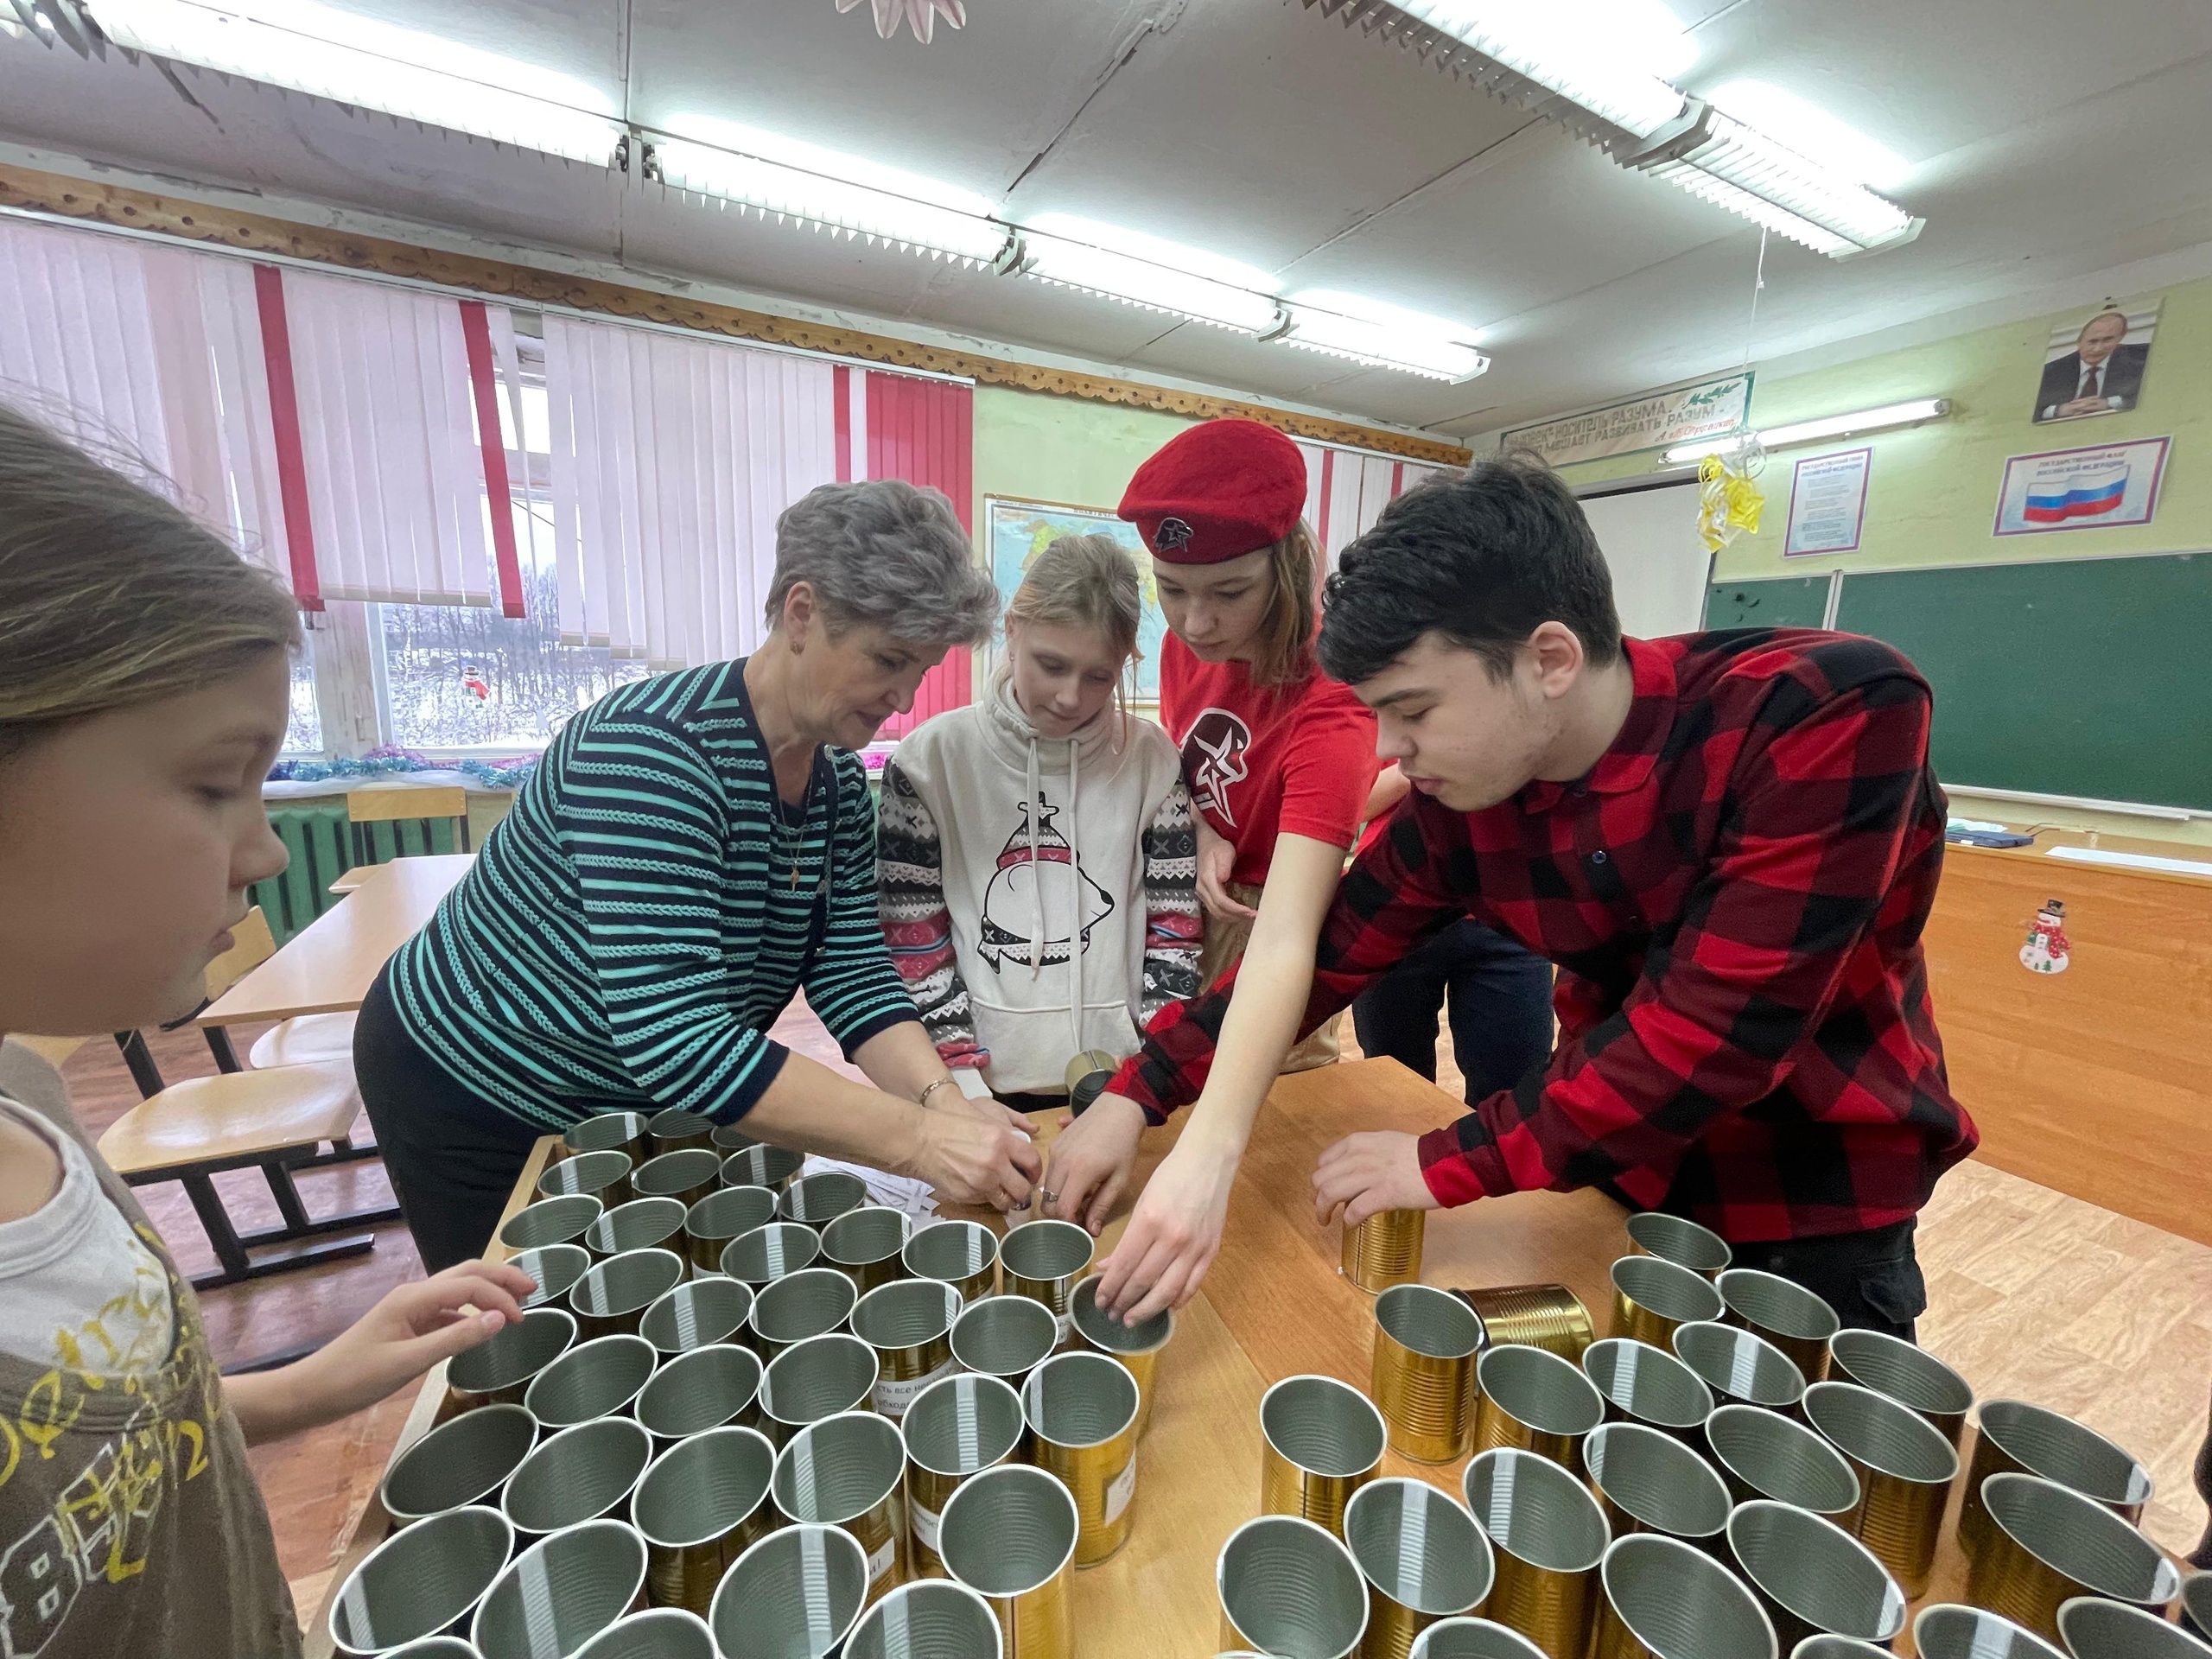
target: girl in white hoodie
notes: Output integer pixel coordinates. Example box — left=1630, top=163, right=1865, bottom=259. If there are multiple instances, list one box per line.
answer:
left=879, top=534, right=1201, bottom=1122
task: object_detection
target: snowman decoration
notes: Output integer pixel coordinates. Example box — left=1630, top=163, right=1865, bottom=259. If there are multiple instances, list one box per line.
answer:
left=976, top=797, right=1115, bottom=974
left=2019, top=898, right=2071, bottom=976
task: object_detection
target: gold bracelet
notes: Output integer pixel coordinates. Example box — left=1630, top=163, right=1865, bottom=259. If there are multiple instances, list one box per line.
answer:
left=917, top=1077, right=960, bottom=1109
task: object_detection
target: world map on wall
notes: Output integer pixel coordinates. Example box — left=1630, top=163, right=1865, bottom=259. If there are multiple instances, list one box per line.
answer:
left=984, top=496, right=1166, bottom=702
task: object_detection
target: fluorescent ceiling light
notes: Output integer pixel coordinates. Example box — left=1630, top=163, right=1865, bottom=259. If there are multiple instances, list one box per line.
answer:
left=1707, top=79, right=1914, bottom=191
left=1662, top=397, right=1949, bottom=464
left=1390, top=0, right=1688, bottom=138
left=88, top=0, right=623, bottom=163
left=1628, top=103, right=1920, bottom=255
left=1014, top=215, right=1282, bottom=334
left=652, top=124, right=1007, bottom=264
left=1280, top=289, right=1489, bottom=382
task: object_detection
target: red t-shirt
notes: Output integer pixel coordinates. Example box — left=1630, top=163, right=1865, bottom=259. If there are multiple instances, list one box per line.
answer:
left=1161, top=632, right=1380, bottom=888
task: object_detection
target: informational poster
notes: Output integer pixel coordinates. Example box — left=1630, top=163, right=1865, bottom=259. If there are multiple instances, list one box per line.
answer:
left=1503, top=372, right=1754, bottom=467
left=1783, top=448, right=1872, bottom=556
left=984, top=496, right=1161, bottom=700
left=1993, top=437, right=2170, bottom=537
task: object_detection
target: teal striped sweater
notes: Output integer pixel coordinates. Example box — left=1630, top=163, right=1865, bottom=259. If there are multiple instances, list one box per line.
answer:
left=385, top=660, right=918, bottom=1133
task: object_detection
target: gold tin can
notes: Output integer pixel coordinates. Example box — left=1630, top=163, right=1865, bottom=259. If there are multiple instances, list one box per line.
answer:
left=538, top=1147, right=633, bottom=1209
left=1963, top=1472, right=2182, bottom=1643
left=639, top=1275, right=753, bottom=1357
left=1608, top=1255, right=1725, bottom=1353
left=1259, top=1373, right=1388, bottom=1539
left=645, top=1107, right=715, bottom=1156
left=781, top=1170, right=869, bottom=1230
left=822, top=1206, right=915, bottom=1296
left=1725, top=1498, right=1908, bottom=1654
left=712, top=1525, right=868, bottom=1659
left=633, top=1148, right=721, bottom=1213
left=1344, top=1477, right=1494, bottom=1659
left=633, top=1342, right=763, bottom=1447
left=1802, top=1380, right=1958, bottom=1599
left=851, top=1278, right=961, bottom=1420
left=1915, top=1603, right=2069, bottom=1659
left=1623, top=1211, right=1732, bottom=1280
left=1672, top=1320, right=1807, bottom=1415
left=720, top=1220, right=821, bottom=1290
left=747, top=1265, right=858, bottom=1363
left=470, top=1518, right=648, bottom=1658
left=1067, top=1274, right=1172, bottom=1437
left=903, top=1372, right=1026, bottom=1580
left=1826, top=1329, right=1972, bottom=1449
left=904, top=1219, right=1000, bottom=1307
left=1342, top=1208, right=1426, bottom=1294
left=1370, top=1283, right=1484, bottom=1464
left=1580, top=1421, right=1731, bottom=1550
left=500, top=1193, right=605, bottom=1255
left=1000, top=1220, right=1095, bottom=1346
left=1462, top=1447, right=1611, bottom=1659
left=1957, top=1400, right=2153, bottom=1561
left=378, top=1401, right=537, bottom=1527
left=1024, top=1352, right=1141, bottom=1567
left=1408, top=1619, right=1554, bottom=1659
left=569, top=1246, right=688, bottom=1341
left=521, top=1332, right=658, bottom=1432
left=683, top=1185, right=777, bottom=1275
left=1217, top=1514, right=1370, bottom=1659
left=446, top=1306, right=576, bottom=1412
left=1472, top=1343, right=1605, bottom=1473
left=1580, top=1338, right=1714, bottom=1440
left=722, top=1143, right=804, bottom=1195
left=1704, top=1403, right=1861, bottom=1521
left=773, top=1410, right=911, bottom=1605
left=559, top=1110, right=648, bottom=1168
left=632, top=1425, right=778, bottom=1615
left=1592, top=1533, right=1777, bottom=1659
left=585, top=1197, right=690, bottom=1263
left=939, top=1463, right=1077, bottom=1657
left=1454, top=1284, right=1596, bottom=1362
left=954, top=1294, right=1064, bottom=1404
left=1717, top=1268, right=1840, bottom=1386
left=846, top=1580, right=1004, bottom=1658
left=757, top=1332, right=878, bottom=1450
left=500, top=1415, right=652, bottom=1545
left=512, top=1243, right=592, bottom=1313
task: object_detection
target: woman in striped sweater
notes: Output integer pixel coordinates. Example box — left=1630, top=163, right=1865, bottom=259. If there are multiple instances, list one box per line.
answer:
left=877, top=534, right=1201, bottom=1166
left=356, top=480, right=1044, bottom=1270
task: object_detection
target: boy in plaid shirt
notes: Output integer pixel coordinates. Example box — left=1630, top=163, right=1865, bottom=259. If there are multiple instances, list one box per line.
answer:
left=1071, top=454, right=1975, bottom=1336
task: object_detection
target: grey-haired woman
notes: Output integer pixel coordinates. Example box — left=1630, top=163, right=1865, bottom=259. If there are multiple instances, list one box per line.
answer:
left=358, top=479, right=1042, bottom=1269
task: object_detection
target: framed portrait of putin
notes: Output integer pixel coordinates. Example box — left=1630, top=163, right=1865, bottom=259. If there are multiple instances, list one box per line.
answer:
left=2032, top=302, right=2159, bottom=423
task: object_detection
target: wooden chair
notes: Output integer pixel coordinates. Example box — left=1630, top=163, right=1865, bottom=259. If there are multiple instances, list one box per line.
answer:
left=96, top=906, right=398, bottom=1290
left=346, top=784, right=469, bottom=870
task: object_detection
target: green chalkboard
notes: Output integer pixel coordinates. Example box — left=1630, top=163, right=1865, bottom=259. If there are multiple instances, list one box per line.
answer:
left=1704, top=575, right=1828, bottom=631
left=1834, top=552, right=2212, bottom=811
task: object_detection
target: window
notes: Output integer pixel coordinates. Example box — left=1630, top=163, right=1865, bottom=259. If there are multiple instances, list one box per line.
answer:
left=284, top=623, right=324, bottom=754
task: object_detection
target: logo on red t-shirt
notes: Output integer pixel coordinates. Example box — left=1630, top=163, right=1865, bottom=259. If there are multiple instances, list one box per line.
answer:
left=1181, top=707, right=1252, bottom=826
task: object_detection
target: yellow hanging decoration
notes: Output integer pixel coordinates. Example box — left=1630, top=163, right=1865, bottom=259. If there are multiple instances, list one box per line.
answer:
left=1697, top=451, right=1766, bottom=553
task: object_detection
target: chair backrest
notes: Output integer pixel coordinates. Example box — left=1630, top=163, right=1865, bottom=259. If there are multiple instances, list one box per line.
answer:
left=205, top=906, right=278, bottom=1001
left=346, top=784, right=467, bottom=824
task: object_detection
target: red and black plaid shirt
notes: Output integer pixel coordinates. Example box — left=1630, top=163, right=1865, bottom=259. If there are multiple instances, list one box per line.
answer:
left=1111, top=630, right=1978, bottom=1243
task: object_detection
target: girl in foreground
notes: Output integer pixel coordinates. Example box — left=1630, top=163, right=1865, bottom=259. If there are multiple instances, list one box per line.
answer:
left=1044, top=419, right=1380, bottom=1315
left=0, top=404, right=531, bottom=1655
left=879, top=532, right=1201, bottom=1116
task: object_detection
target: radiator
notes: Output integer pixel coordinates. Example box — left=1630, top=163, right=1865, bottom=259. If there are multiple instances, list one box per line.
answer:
left=252, top=802, right=463, bottom=944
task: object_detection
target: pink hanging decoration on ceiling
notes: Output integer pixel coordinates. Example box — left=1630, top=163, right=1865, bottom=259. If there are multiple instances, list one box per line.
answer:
left=836, top=0, right=967, bottom=44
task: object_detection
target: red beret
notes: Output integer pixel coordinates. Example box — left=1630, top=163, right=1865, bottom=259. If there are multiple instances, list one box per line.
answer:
left=1117, top=418, right=1308, bottom=564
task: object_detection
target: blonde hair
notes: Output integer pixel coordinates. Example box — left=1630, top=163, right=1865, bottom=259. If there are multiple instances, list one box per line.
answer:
left=1244, top=520, right=1321, bottom=690
left=1002, top=532, right=1145, bottom=728
left=0, top=403, right=300, bottom=762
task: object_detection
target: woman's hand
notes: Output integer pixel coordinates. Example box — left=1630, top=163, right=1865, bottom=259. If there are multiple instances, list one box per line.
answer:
left=906, top=1101, right=1041, bottom=1211
left=1090, top=1130, right=1240, bottom=1324
left=1193, top=817, right=1255, bottom=923
left=1313, top=1130, right=1438, bottom=1229
left=1041, top=1091, right=1147, bottom=1235
left=229, top=1259, right=537, bottom=1444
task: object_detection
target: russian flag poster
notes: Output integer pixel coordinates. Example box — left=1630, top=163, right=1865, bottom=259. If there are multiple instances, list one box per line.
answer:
left=1995, top=437, right=2170, bottom=536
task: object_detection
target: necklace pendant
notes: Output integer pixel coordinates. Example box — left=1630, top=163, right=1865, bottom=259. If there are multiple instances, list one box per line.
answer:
left=791, top=859, right=800, bottom=891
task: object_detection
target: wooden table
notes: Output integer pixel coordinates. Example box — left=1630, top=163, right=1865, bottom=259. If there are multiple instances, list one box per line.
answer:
left=200, top=855, right=472, bottom=1025
left=308, top=1059, right=2002, bottom=1657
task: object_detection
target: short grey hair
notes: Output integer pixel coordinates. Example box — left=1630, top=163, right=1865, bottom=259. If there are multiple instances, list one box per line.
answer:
left=766, top=479, right=997, bottom=647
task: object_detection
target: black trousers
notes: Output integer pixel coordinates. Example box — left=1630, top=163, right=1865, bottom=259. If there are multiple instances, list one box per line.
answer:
left=1723, top=1216, right=1929, bottom=1341
left=354, top=968, right=545, bottom=1274
left=1350, top=919, right=1554, bottom=1104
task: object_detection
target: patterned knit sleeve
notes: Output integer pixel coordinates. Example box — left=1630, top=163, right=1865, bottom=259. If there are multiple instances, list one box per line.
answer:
left=875, top=760, right=988, bottom=1071
left=1139, top=778, right=1203, bottom=1024
left=804, top=752, right=930, bottom=1059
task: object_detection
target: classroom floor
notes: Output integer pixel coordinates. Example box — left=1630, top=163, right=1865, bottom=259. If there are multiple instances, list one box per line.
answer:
left=47, top=1004, right=2212, bottom=1629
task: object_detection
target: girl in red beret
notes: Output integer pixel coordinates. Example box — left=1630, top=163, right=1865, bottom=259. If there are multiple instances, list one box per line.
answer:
left=1040, top=419, right=1379, bottom=1316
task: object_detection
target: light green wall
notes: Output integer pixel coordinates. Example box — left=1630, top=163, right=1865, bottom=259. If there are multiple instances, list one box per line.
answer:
left=972, top=384, right=1194, bottom=523
left=1558, top=274, right=2212, bottom=581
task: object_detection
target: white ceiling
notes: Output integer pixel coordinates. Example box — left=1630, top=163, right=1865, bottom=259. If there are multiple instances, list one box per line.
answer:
left=3, top=0, right=2211, bottom=439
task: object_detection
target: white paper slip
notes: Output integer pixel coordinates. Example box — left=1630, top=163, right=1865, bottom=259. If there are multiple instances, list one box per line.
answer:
left=868, top=1535, right=899, bottom=1585
left=911, top=1501, right=942, bottom=1553
left=799, top=1154, right=941, bottom=1219
left=874, top=1357, right=957, bottom=1417
left=1103, top=1458, right=1137, bottom=1525
left=1053, top=1311, right=1072, bottom=1349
